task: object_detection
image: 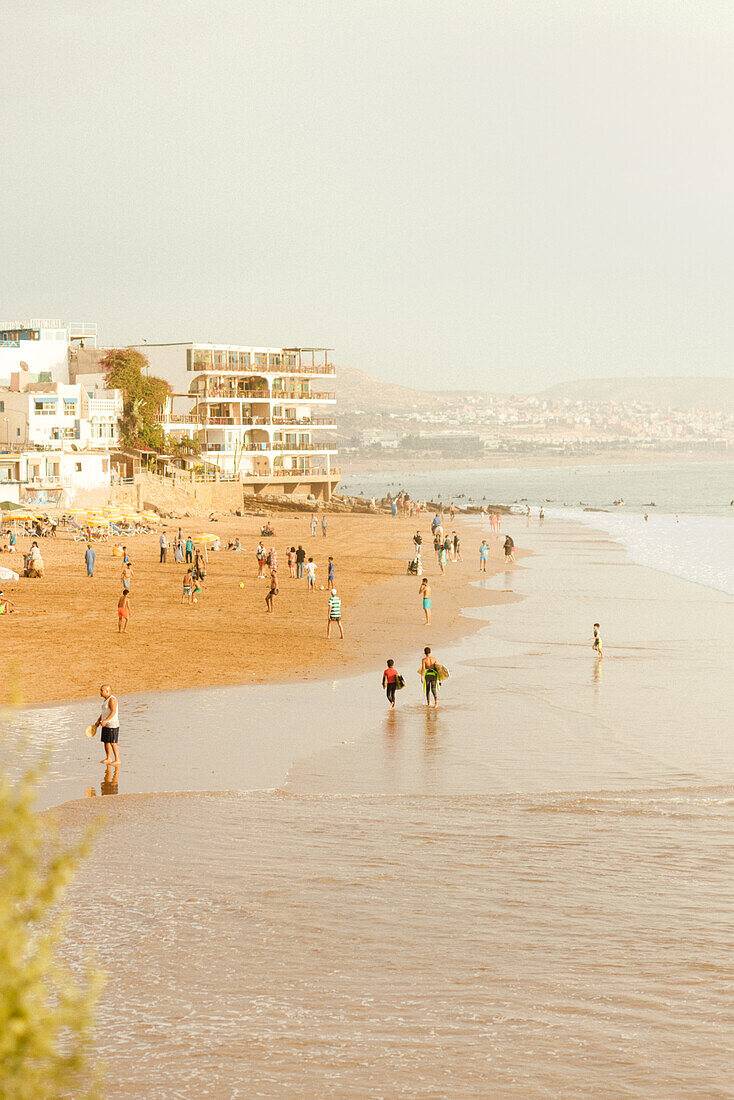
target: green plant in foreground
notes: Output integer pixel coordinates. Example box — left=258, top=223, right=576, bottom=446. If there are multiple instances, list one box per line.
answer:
left=0, top=737, right=104, bottom=1099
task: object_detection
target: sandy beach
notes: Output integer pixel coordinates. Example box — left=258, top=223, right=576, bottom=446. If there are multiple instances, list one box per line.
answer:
left=0, top=511, right=514, bottom=707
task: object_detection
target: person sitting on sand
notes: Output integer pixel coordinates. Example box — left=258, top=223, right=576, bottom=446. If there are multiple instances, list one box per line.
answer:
left=117, top=589, right=131, bottom=633
left=25, top=542, right=44, bottom=578
left=0, top=590, right=16, bottom=614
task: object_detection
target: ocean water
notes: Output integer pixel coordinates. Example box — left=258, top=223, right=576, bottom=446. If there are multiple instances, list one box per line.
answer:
left=339, top=459, right=734, bottom=516
left=40, top=516, right=734, bottom=1098
left=340, top=461, right=734, bottom=596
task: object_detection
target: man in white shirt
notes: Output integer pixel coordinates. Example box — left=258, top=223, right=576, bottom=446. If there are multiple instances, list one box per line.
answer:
left=305, top=557, right=317, bottom=592
left=94, top=684, right=120, bottom=765
left=159, top=532, right=168, bottom=564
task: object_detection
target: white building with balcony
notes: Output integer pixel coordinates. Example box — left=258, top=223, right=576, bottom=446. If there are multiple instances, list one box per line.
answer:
left=0, top=376, right=122, bottom=450
left=0, top=319, right=98, bottom=384
left=0, top=449, right=112, bottom=506
left=131, top=342, right=339, bottom=498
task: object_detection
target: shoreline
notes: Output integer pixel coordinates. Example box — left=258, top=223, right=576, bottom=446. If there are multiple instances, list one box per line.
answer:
left=2, top=511, right=520, bottom=709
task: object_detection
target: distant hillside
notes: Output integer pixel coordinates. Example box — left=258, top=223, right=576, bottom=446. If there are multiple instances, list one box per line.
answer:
left=328, top=365, right=467, bottom=414
left=536, top=377, right=734, bottom=414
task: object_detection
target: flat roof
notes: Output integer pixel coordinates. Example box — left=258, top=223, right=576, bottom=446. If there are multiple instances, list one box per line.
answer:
left=128, top=343, right=332, bottom=352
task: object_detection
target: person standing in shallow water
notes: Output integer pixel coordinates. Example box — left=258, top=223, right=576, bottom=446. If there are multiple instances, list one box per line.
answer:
left=94, top=684, right=120, bottom=765
left=418, top=576, right=431, bottom=625
left=419, top=646, right=440, bottom=708
left=382, top=659, right=400, bottom=708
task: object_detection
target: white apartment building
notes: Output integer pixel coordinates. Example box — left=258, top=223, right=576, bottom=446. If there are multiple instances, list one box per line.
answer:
left=0, top=376, right=122, bottom=449
left=0, top=449, right=112, bottom=506
left=130, top=341, right=339, bottom=497
left=0, top=319, right=98, bottom=384
left=0, top=318, right=119, bottom=506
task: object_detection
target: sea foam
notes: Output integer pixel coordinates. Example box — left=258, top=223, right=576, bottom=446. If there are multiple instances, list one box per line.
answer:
left=556, top=510, right=734, bottom=596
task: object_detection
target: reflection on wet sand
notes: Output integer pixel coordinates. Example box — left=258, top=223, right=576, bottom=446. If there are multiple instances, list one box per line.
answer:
left=84, top=764, right=120, bottom=798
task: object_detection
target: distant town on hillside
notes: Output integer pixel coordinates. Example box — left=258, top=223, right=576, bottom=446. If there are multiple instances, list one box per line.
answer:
left=329, top=367, right=734, bottom=467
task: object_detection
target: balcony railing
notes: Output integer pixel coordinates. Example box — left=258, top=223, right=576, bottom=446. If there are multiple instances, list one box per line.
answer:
left=192, top=360, right=335, bottom=376
left=159, top=413, right=336, bottom=428
left=203, top=441, right=338, bottom=454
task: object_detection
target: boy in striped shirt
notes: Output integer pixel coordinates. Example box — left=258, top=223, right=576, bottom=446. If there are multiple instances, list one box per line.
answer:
left=326, top=588, right=344, bottom=639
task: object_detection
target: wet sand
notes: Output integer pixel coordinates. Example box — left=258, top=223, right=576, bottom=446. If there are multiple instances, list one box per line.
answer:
left=39, top=519, right=734, bottom=1098
left=0, top=511, right=505, bottom=706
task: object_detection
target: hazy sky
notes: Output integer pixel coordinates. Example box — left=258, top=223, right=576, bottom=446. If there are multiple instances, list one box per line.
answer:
left=2, top=1, right=733, bottom=392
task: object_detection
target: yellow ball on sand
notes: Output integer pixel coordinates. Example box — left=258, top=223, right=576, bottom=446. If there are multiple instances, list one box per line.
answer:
left=239, top=582, right=244, bottom=588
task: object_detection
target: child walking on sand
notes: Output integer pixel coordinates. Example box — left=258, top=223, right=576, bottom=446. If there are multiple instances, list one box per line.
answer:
left=117, top=590, right=131, bottom=633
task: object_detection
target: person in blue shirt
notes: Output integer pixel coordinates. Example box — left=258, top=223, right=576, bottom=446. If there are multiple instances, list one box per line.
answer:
left=327, top=556, right=335, bottom=585
left=85, top=542, right=95, bottom=577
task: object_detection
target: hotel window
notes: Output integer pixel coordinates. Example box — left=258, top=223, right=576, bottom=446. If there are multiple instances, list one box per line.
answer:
left=255, top=353, right=267, bottom=370
left=268, top=354, right=281, bottom=368
left=75, top=462, right=82, bottom=472
left=193, top=349, right=211, bottom=370
left=63, top=400, right=77, bottom=415
left=227, top=351, right=239, bottom=370
left=213, top=350, right=225, bottom=370
left=238, top=352, right=251, bottom=369
left=0, top=401, right=3, bottom=411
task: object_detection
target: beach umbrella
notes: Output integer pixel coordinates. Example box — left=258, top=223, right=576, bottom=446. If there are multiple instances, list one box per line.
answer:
left=140, top=511, right=160, bottom=524
left=0, top=501, right=26, bottom=512
left=192, top=533, right=217, bottom=542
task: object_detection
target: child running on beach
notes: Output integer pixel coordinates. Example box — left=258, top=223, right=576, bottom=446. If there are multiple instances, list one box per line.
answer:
left=592, top=623, right=604, bottom=659
left=117, top=589, right=131, bottom=633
